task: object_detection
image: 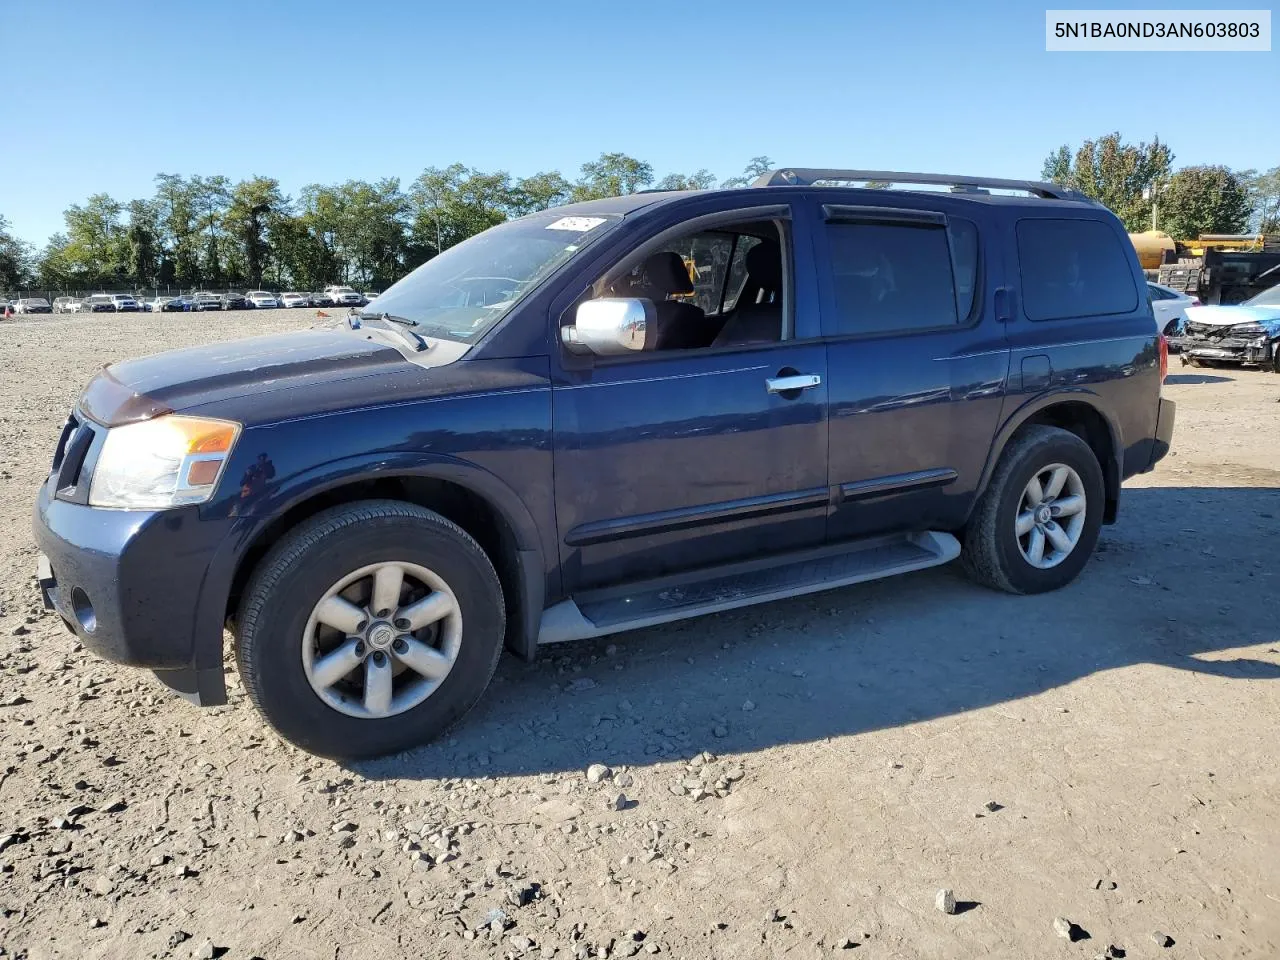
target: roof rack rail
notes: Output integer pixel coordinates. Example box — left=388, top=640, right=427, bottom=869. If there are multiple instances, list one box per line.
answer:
left=749, top=168, right=1090, bottom=202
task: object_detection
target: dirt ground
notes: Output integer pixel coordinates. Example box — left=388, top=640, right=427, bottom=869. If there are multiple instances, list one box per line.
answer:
left=0, top=310, right=1277, bottom=960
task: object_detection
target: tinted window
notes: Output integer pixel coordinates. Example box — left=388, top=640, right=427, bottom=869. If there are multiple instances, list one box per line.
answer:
left=1017, top=218, right=1138, bottom=321
left=826, top=219, right=976, bottom=335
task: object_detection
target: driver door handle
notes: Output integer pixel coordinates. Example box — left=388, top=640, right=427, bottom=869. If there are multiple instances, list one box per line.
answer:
left=766, top=374, right=822, bottom=394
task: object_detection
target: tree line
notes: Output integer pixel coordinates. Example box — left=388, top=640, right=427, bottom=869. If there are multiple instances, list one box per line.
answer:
left=0, top=154, right=766, bottom=295
left=2, top=141, right=1278, bottom=295
left=1041, top=132, right=1278, bottom=238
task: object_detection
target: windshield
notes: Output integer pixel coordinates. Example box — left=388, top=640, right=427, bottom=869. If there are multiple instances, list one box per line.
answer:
left=1244, top=283, right=1280, bottom=307
left=366, top=212, right=617, bottom=343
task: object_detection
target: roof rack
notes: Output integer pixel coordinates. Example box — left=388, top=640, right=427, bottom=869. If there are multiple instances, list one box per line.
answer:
left=750, top=168, right=1090, bottom=202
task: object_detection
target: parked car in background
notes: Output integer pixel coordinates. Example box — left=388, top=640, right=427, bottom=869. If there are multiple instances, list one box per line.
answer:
left=246, top=290, right=280, bottom=309
left=164, top=296, right=194, bottom=312
left=81, top=295, right=117, bottom=313
left=308, top=292, right=334, bottom=307
left=1179, top=282, right=1280, bottom=371
left=108, top=294, right=140, bottom=312
left=324, top=285, right=363, bottom=306
left=1147, top=282, right=1198, bottom=347
left=53, top=296, right=81, bottom=314
left=280, top=292, right=310, bottom=308
left=362, top=292, right=380, bottom=305
left=144, top=297, right=175, bottom=313
left=220, top=293, right=249, bottom=311
left=191, top=292, right=222, bottom=312
left=14, top=298, right=53, bottom=314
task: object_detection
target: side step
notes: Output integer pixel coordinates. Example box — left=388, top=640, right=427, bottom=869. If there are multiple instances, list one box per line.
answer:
left=537, top=531, right=959, bottom=646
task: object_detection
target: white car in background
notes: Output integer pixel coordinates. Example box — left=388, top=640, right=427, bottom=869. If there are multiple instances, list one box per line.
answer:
left=324, top=285, right=363, bottom=306
left=246, top=290, right=280, bottom=309
left=109, top=294, right=140, bottom=312
left=1147, top=281, right=1198, bottom=344
left=280, top=292, right=310, bottom=308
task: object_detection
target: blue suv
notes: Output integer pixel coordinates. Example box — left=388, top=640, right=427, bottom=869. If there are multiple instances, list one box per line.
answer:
left=33, top=168, right=1175, bottom=758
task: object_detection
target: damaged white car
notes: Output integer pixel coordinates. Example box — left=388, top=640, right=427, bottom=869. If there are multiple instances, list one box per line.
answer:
left=1177, top=283, right=1280, bottom=371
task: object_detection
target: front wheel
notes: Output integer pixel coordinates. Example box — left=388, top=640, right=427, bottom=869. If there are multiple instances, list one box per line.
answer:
left=960, top=425, right=1104, bottom=595
left=235, top=500, right=505, bottom=759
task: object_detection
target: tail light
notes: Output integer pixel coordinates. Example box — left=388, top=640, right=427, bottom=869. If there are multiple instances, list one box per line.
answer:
left=1158, top=333, right=1169, bottom=383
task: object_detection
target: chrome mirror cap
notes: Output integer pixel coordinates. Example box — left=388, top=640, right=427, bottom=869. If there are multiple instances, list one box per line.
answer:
left=567, top=298, right=654, bottom=355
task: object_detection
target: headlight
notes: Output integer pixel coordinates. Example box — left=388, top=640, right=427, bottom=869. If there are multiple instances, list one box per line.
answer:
left=89, top=415, right=241, bottom=509
left=1232, top=322, right=1266, bottom=336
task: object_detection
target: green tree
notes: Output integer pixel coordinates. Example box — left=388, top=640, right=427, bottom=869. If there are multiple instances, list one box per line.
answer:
left=63, top=193, right=127, bottom=286
left=334, top=179, right=408, bottom=288
left=125, top=199, right=160, bottom=289
left=572, top=152, right=654, bottom=201
left=1157, top=166, right=1252, bottom=239
left=35, top=234, right=74, bottom=290
left=511, top=171, right=573, bottom=215
left=224, top=177, right=286, bottom=287
left=721, top=156, right=774, bottom=188
left=1041, top=133, right=1173, bottom=230
left=0, top=215, right=34, bottom=291
left=407, top=165, right=515, bottom=260
left=189, top=175, right=232, bottom=285
left=154, top=173, right=201, bottom=287
left=654, top=170, right=717, bottom=191
left=1242, top=166, right=1280, bottom=233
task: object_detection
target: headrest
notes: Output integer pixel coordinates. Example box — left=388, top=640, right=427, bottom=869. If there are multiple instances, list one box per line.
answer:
left=641, top=252, right=695, bottom=296
left=746, top=241, right=782, bottom=289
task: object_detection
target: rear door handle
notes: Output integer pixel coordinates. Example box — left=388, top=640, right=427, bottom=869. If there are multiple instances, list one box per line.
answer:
left=766, top=374, right=822, bottom=394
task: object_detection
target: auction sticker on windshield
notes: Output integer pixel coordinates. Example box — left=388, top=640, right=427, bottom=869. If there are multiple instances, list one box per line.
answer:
left=545, top=216, right=608, bottom=232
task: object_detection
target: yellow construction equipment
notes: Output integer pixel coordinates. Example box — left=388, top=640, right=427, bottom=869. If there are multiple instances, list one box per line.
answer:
left=1130, top=231, right=1280, bottom=303
left=1129, top=231, right=1177, bottom=271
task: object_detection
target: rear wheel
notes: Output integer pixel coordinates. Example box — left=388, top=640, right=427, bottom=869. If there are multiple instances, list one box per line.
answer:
left=961, top=425, right=1104, bottom=594
left=235, top=500, right=505, bottom=759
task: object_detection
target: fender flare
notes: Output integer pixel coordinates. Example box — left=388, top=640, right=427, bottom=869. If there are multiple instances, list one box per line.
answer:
left=192, top=451, right=548, bottom=679
left=971, top=389, right=1123, bottom=519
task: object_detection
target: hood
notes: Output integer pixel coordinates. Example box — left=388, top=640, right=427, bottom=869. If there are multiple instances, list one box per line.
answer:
left=1184, top=304, right=1280, bottom=331
left=79, top=327, right=423, bottom=427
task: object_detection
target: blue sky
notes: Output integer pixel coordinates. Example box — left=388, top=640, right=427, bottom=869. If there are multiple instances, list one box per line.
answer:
left=2, top=0, right=1276, bottom=245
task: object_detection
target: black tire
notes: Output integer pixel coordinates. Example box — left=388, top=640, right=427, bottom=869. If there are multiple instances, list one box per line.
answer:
left=235, top=500, right=505, bottom=759
left=960, top=425, right=1105, bottom=595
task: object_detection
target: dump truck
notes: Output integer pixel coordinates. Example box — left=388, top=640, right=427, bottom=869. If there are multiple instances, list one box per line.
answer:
left=1130, top=232, right=1280, bottom=305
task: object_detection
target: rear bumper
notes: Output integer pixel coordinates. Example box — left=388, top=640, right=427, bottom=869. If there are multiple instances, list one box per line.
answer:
left=32, top=480, right=230, bottom=705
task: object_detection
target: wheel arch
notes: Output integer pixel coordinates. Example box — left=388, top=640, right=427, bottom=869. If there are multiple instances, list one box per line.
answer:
left=218, top=455, right=547, bottom=665
left=974, top=393, right=1122, bottom=525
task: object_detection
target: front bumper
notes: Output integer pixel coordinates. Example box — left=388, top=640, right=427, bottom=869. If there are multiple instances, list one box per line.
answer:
left=33, top=480, right=230, bottom=705
left=1180, top=336, right=1272, bottom=365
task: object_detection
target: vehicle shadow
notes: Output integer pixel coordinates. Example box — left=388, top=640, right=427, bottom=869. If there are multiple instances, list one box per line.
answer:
left=1164, top=373, right=1234, bottom=385
left=356, top=486, right=1279, bottom=781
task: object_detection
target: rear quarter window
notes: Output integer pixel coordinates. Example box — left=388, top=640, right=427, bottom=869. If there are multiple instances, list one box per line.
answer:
left=1016, top=218, right=1138, bottom=321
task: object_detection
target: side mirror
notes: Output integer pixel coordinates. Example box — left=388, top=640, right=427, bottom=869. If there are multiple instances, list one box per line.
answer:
left=563, top=298, right=654, bottom=355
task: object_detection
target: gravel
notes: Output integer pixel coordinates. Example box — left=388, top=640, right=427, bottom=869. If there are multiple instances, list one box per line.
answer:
left=0, top=311, right=1277, bottom=957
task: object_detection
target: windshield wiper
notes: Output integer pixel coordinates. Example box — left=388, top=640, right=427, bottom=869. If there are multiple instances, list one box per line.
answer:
left=368, top=312, right=430, bottom=352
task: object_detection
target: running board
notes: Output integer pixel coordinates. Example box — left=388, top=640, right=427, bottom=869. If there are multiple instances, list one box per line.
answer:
left=537, top=531, right=959, bottom=646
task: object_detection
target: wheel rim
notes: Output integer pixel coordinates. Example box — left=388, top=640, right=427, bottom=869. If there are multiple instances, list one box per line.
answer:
left=1015, top=463, right=1087, bottom=570
left=301, top=561, right=462, bottom=719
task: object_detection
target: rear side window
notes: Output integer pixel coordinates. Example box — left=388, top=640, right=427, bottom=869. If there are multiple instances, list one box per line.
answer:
left=1017, top=218, right=1138, bottom=321
left=824, top=217, right=978, bottom=336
